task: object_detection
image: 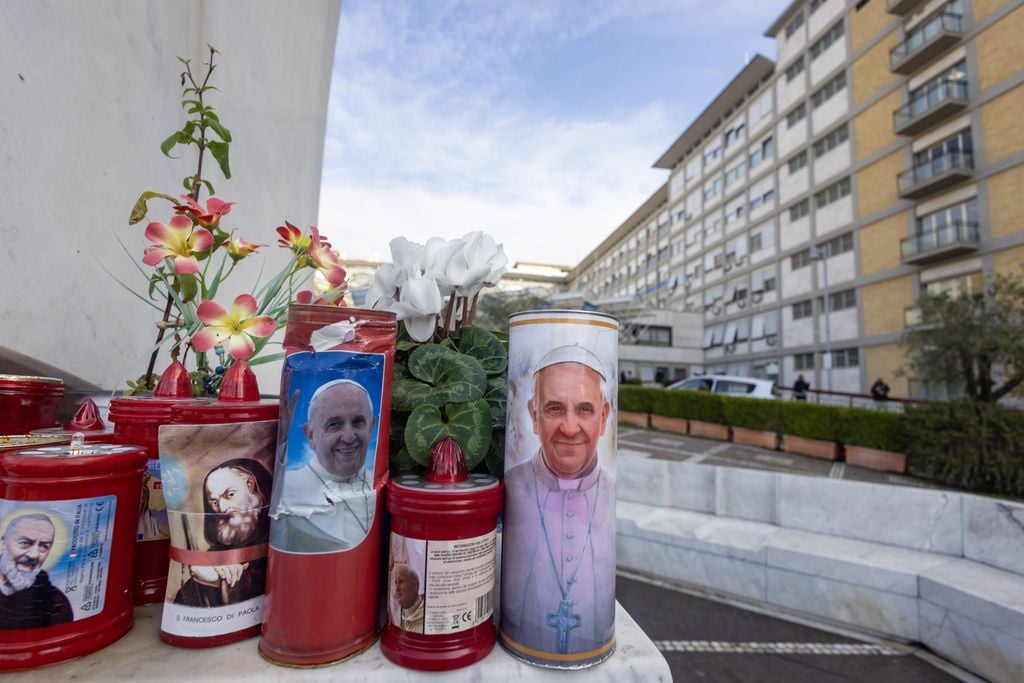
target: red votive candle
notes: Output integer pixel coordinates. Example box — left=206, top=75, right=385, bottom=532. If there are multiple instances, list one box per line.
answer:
left=33, top=398, right=115, bottom=443
left=260, top=305, right=396, bottom=667
left=0, top=374, right=64, bottom=436
left=0, top=437, right=148, bottom=671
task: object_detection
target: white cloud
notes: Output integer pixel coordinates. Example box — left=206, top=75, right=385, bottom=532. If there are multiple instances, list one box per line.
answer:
left=319, top=0, right=778, bottom=265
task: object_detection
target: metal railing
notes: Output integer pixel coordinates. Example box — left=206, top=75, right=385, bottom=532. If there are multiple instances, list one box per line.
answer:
left=901, top=220, right=979, bottom=260
left=897, top=151, right=974, bottom=194
left=777, top=386, right=926, bottom=413
left=893, top=79, right=968, bottom=130
left=890, top=12, right=964, bottom=68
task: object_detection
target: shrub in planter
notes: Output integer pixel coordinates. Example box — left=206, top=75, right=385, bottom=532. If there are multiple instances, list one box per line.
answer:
left=904, top=401, right=1024, bottom=498
left=651, top=389, right=726, bottom=424
left=619, top=386, right=657, bottom=414
left=722, top=396, right=784, bottom=433
left=838, top=407, right=906, bottom=452
left=779, top=401, right=839, bottom=442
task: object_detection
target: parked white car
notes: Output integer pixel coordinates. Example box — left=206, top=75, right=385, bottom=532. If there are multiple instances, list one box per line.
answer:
left=666, top=375, right=779, bottom=399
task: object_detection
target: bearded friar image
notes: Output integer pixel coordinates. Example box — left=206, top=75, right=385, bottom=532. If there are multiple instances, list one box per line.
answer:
left=0, top=513, right=72, bottom=629
left=174, top=458, right=273, bottom=607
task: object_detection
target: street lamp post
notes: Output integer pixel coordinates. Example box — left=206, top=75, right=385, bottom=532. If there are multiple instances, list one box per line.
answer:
left=810, top=245, right=833, bottom=393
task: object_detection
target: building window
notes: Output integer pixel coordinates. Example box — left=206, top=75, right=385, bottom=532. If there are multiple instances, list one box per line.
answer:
left=814, top=176, right=851, bottom=208
left=831, top=347, right=859, bottom=368
left=789, top=199, right=810, bottom=222
left=788, top=151, right=808, bottom=174
left=750, top=187, right=775, bottom=211
left=725, top=160, right=746, bottom=187
left=812, top=72, right=847, bottom=109
left=809, top=20, right=844, bottom=60
left=812, top=124, right=849, bottom=158
left=794, top=352, right=815, bottom=370
left=790, top=247, right=812, bottom=269
left=819, top=231, right=854, bottom=257
left=792, top=299, right=814, bottom=319
left=726, top=203, right=745, bottom=224
left=724, top=122, right=746, bottom=148
left=749, top=232, right=764, bottom=252
left=821, top=288, right=856, bottom=311
left=749, top=136, right=774, bottom=168
left=785, top=58, right=805, bottom=83
left=703, top=144, right=722, bottom=165
left=703, top=177, right=724, bottom=202
left=913, top=128, right=973, bottom=168
left=786, top=103, right=807, bottom=128
left=629, top=325, right=672, bottom=347
left=785, top=11, right=805, bottom=38
left=810, top=0, right=825, bottom=13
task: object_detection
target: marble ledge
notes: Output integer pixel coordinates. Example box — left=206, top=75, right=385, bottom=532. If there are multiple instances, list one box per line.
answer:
left=8, top=603, right=670, bottom=683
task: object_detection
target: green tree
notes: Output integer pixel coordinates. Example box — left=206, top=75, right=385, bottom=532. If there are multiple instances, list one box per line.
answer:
left=473, top=290, right=550, bottom=333
left=904, top=273, right=1024, bottom=402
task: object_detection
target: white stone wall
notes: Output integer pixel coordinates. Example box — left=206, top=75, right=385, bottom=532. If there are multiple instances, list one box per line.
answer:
left=0, top=0, right=340, bottom=391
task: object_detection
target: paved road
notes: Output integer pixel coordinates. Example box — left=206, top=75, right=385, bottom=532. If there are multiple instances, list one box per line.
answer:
left=616, top=574, right=963, bottom=683
left=617, top=426, right=945, bottom=490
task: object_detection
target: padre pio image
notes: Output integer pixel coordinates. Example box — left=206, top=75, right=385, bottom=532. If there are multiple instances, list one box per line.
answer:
left=500, top=310, right=619, bottom=668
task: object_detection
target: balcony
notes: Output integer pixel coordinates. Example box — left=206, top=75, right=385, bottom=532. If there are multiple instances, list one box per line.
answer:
left=901, top=221, right=980, bottom=264
left=888, top=0, right=926, bottom=15
left=893, top=80, right=968, bottom=136
left=897, top=151, right=974, bottom=199
left=890, top=12, right=964, bottom=75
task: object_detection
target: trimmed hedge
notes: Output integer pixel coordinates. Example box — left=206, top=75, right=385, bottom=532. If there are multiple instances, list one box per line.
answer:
left=838, top=407, right=907, bottom=453
left=722, top=396, right=784, bottom=432
left=619, top=385, right=655, bottom=414
left=650, top=388, right=726, bottom=424
left=778, top=400, right=840, bottom=442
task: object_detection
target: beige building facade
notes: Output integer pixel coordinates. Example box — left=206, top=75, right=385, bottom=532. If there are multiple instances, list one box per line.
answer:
left=568, top=0, right=1024, bottom=398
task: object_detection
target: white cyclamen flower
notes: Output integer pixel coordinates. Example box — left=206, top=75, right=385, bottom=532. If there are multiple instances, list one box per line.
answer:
left=388, top=236, right=423, bottom=287
left=420, top=237, right=465, bottom=296
left=389, top=274, right=444, bottom=342
left=366, top=263, right=399, bottom=310
left=446, top=231, right=509, bottom=297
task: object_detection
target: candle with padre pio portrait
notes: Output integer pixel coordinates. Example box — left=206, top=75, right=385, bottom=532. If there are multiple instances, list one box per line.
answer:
left=0, top=436, right=148, bottom=671
left=157, top=360, right=278, bottom=648
left=108, top=361, right=196, bottom=605
left=260, top=305, right=396, bottom=667
left=381, top=438, right=504, bottom=671
left=499, top=309, right=619, bottom=669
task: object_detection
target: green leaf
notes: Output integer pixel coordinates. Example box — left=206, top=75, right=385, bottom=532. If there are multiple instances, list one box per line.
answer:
left=129, top=191, right=176, bottom=224
left=393, top=378, right=445, bottom=411
left=396, top=340, right=420, bottom=352
left=208, top=140, right=231, bottom=179
left=484, top=376, right=507, bottom=429
left=178, top=274, right=200, bottom=304
left=390, top=446, right=421, bottom=473
left=407, top=344, right=487, bottom=403
left=455, top=326, right=508, bottom=376
left=160, top=132, right=179, bottom=157
left=248, top=352, right=285, bottom=366
left=206, top=117, right=232, bottom=142
left=404, top=399, right=492, bottom=467
left=485, top=432, right=505, bottom=477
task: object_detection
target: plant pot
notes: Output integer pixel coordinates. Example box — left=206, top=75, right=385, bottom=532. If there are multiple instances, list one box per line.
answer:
left=689, top=420, right=730, bottom=441
left=620, top=411, right=650, bottom=429
left=783, top=435, right=841, bottom=461
left=732, top=427, right=779, bottom=450
left=650, top=415, right=688, bottom=434
left=845, top=445, right=907, bottom=473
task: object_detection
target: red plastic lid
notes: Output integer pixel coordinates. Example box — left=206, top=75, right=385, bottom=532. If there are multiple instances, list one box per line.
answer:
left=109, top=361, right=197, bottom=423
left=173, top=360, right=278, bottom=423
left=0, top=439, right=148, bottom=478
left=387, top=474, right=502, bottom=521
left=0, top=374, right=64, bottom=394
left=0, top=434, right=71, bottom=451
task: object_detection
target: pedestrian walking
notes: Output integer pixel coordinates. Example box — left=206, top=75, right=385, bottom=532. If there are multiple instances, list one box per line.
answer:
left=793, top=374, right=810, bottom=401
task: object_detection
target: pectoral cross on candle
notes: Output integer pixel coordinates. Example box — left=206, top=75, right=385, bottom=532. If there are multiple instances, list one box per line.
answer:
left=547, top=598, right=581, bottom=654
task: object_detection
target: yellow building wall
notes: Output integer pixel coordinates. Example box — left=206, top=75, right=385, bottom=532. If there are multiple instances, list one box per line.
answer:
left=865, top=343, right=910, bottom=398
left=987, top=164, right=1024, bottom=239
left=974, top=0, right=1008, bottom=22
left=852, top=31, right=899, bottom=106
left=850, top=0, right=893, bottom=51
left=862, top=275, right=914, bottom=337
left=857, top=150, right=904, bottom=218
left=981, top=86, right=1024, bottom=165
left=854, top=89, right=902, bottom=161
left=977, top=5, right=1024, bottom=91
left=993, top=244, right=1024, bottom=277
left=859, top=213, right=908, bottom=275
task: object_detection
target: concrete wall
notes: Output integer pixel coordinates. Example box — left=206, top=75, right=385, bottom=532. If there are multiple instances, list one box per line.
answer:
left=0, top=0, right=341, bottom=391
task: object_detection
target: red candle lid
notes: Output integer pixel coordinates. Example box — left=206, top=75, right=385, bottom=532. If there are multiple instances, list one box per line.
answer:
left=426, top=436, right=468, bottom=483
left=172, top=360, right=278, bottom=423
left=154, top=360, right=193, bottom=398
left=67, top=398, right=107, bottom=431
left=109, top=361, right=198, bottom=424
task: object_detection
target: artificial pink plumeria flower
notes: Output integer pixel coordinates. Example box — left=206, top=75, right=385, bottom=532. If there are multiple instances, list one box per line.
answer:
left=191, top=293, right=276, bottom=361
left=175, top=195, right=235, bottom=228
left=295, top=290, right=343, bottom=306
left=223, top=236, right=267, bottom=262
left=308, top=227, right=347, bottom=287
left=276, top=221, right=311, bottom=252
left=143, top=215, right=214, bottom=274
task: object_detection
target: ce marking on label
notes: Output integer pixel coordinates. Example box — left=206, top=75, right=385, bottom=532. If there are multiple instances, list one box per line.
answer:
left=460, top=611, right=473, bottom=623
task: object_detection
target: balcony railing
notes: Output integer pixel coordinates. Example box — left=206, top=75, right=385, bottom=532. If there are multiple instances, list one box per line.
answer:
left=890, top=12, right=964, bottom=74
left=893, top=79, right=968, bottom=136
left=901, top=221, right=980, bottom=264
left=897, top=151, right=974, bottom=199
left=888, top=0, right=926, bottom=15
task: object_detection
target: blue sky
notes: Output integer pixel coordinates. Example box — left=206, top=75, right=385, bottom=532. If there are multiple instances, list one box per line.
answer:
left=319, top=1, right=783, bottom=268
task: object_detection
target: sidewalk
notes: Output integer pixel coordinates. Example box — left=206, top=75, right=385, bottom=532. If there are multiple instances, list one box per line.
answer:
left=618, top=425, right=945, bottom=490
